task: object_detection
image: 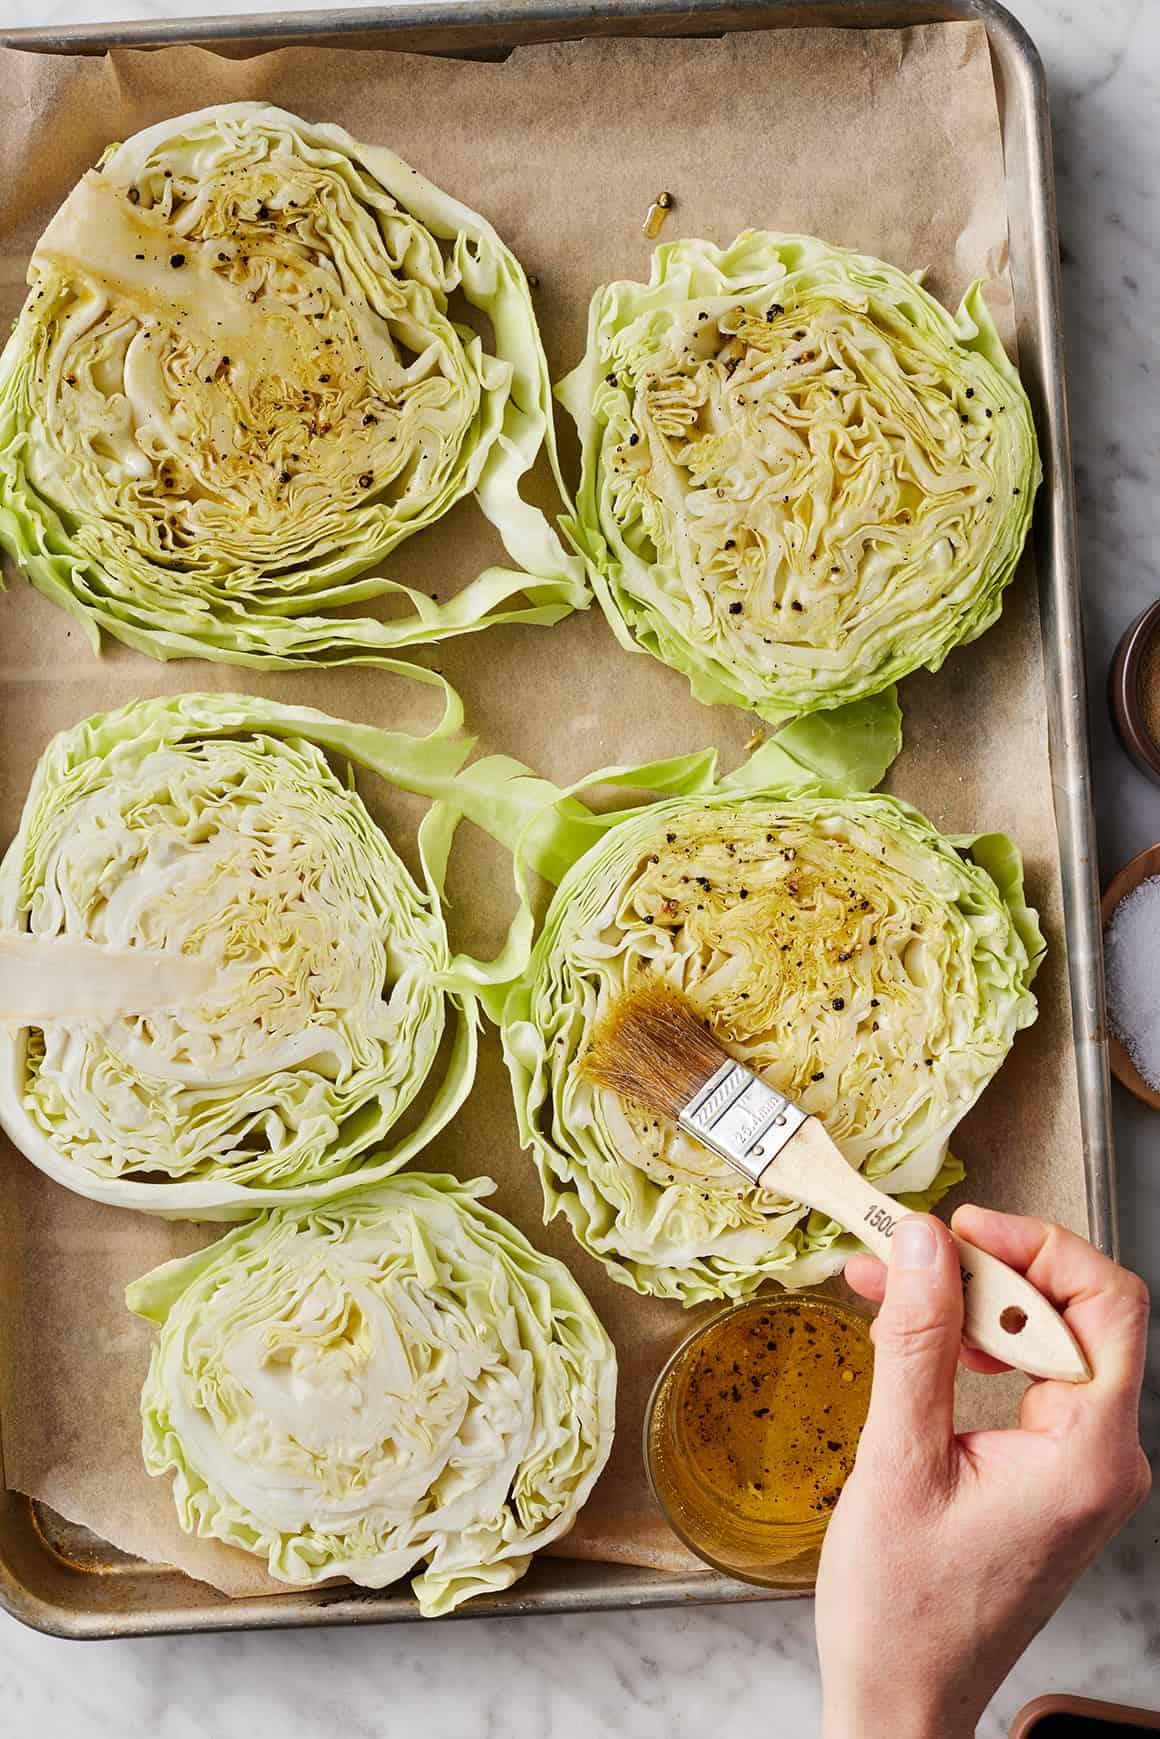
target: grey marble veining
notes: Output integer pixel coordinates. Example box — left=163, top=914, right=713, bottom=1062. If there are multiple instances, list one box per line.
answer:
left=0, top=2, right=1156, bottom=1733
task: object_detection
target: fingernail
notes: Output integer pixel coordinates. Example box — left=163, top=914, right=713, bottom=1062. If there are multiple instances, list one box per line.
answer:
left=893, top=1218, right=937, bottom=1270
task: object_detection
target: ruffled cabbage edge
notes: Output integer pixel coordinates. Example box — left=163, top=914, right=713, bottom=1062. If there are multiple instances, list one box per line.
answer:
left=126, top=1172, right=616, bottom=1616
left=556, top=230, right=1042, bottom=722
left=0, top=665, right=500, bottom=1219
left=0, top=103, right=589, bottom=670
left=434, top=689, right=1045, bottom=1300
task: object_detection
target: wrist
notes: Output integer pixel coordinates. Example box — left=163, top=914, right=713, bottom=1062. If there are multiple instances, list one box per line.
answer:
left=821, top=1694, right=976, bottom=1739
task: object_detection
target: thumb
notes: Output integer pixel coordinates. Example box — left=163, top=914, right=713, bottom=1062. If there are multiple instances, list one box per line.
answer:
left=862, top=1214, right=963, bottom=1467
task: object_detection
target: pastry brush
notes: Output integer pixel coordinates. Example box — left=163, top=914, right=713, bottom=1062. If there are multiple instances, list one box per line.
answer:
left=583, top=983, right=1088, bottom=1383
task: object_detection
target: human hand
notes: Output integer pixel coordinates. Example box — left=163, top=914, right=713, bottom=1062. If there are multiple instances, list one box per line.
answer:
left=815, top=1208, right=1151, bottom=1739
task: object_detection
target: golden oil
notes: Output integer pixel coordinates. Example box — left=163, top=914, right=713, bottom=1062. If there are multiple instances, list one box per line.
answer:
left=645, top=1293, right=873, bottom=1588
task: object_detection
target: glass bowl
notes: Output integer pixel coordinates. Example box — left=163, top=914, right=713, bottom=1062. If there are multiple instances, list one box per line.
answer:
left=1109, top=595, right=1160, bottom=785
left=644, top=1291, right=873, bottom=1591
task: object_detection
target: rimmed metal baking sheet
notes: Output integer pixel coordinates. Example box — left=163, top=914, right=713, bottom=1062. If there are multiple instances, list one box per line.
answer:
left=0, top=0, right=1112, bottom=1636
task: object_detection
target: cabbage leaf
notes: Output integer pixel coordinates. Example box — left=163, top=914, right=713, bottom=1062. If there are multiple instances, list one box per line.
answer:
left=0, top=103, right=586, bottom=668
left=558, top=232, right=1041, bottom=721
left=127, top=1173, right=616, bottom=1616
left=0, top=686, right=486, bottom=1218
left=495, top=730, right=1042, bottom=1303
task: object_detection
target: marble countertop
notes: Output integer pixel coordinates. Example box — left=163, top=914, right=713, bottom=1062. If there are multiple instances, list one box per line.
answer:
left=0, top=1, right=1156, bottom=1733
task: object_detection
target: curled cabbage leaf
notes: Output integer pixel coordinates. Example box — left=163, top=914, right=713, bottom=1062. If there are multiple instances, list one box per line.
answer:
left=126, top=1173, right=616, bottom=1617
left=0, top=103, right=585, bottom=667
left=502, top=753, right=1043, bottom=1303
left=0, top=689, right=482, bottom=1218
left=557, top=232, right=1041, bottom=721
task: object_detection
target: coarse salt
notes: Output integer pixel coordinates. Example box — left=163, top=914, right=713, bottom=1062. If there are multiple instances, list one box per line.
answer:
left=1104, top=874, right=1160, bottom=1091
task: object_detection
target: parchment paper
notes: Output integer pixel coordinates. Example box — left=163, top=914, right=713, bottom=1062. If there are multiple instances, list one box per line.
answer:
left=0, top=22, right=1089, bottom=1598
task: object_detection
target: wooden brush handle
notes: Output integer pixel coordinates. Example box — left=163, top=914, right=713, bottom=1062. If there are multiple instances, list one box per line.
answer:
left=758, top=1118, right=1089, bottom=1383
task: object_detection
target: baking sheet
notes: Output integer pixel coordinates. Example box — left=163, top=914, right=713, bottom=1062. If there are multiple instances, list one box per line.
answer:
left=0, top=21, right=1089, bottom=1599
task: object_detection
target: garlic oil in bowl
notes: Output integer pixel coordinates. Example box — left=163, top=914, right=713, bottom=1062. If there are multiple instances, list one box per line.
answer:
left=645, top=1294, right=873, bottom=1588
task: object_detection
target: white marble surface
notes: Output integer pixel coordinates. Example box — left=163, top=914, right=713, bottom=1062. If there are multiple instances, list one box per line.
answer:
left=0, top=1, right=1156, bottom=1733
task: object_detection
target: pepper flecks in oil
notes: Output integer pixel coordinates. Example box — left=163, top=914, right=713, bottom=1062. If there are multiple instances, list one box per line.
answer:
left=673, top=1301, right=872, bottom=1526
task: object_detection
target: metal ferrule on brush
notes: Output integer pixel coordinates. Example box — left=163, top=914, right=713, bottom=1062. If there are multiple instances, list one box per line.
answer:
left=679, top=1061, right=810, bottom=1185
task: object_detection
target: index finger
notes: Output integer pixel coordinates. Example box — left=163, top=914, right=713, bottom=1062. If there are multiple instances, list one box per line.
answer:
left=950, top=1205, right=1149, bottom=1396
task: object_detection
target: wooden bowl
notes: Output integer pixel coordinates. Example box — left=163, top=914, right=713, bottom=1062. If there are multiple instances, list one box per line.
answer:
left=1109, top=596, right=1160, bottom=785
left=1011, top=1693, right=1160, bottom=1735
left=1101, top=843, right=1160, bottom=1111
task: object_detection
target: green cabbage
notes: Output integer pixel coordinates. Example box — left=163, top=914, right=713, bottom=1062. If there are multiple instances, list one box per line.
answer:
left=0, top=103, right=585, bottom=668
left=126, top=1173, right=616, bottom=1617
left=558, top=232, right=1041, bottom=721
left=0, top=688, right=485, bottom=1218
left=499, top=729, right=1043, bottom=1303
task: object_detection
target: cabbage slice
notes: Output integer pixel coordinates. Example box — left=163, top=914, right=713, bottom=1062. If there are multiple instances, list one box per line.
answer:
left=0, top=688, right=484, bottom=1218
left=127, top=1174, right=616, bottom=1617
left=0, top=103, right=585, bottom=667
left=558, top=232, right=1041, bottom=720
left=496, top=732, right=1042, bottom=1303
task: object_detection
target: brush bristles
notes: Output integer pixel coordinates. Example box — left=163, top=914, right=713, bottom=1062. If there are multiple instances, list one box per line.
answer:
left=581, top=983, right=732, bottom=1120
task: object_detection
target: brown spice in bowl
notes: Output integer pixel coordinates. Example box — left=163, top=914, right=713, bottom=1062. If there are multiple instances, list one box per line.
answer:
left=1142, top=636, right=1160, bottom=751
left=1108, top=598, right=1160, bottom=784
